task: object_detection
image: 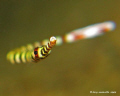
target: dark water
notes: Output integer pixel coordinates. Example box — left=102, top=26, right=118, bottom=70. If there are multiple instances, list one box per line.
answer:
left=0, top=0, right=120, bottom=96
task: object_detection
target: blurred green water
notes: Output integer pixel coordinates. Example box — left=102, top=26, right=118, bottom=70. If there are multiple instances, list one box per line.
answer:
left=0, top=0, right=120, bottom=96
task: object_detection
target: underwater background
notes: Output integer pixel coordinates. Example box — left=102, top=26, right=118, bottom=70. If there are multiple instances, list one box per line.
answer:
left=0, top=0, right=120, bottom=96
